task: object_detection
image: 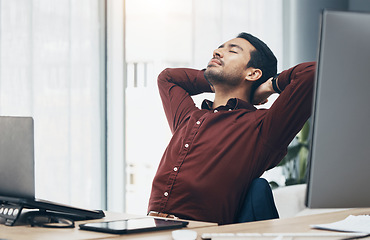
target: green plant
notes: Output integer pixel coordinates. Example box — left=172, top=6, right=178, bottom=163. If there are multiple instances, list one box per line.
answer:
left=273, top=121, right=310, bottom=187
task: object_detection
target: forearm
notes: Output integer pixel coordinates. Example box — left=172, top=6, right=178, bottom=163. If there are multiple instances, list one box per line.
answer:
left=275, top=62, right=316, bottom=93
left=252, top=62, right=315, bottom=105
left=157, top=68, right=212, bottom=97
left=157, top=68, right=212, bottom=133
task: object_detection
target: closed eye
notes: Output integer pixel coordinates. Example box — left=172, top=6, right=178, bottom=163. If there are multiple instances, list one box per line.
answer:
left=229, top=44, right=243, bottom=53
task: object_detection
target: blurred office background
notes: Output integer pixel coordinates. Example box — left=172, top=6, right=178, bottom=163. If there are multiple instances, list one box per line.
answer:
left=0, top=0, right=368, bottom=215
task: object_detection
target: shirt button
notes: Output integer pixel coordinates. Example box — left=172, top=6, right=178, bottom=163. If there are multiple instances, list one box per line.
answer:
left=184, top=144, right=189, bottom=148
left=196, top=121, right=201, bottom=125
left=214, top=110, right=218, bottom=113
left=173, top=167, right=178, bottom=171
left=164, top=192, right=169, bottom=197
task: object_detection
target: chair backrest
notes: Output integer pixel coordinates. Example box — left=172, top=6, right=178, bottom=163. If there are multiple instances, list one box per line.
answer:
left=235, top=178, right=279, bottom=223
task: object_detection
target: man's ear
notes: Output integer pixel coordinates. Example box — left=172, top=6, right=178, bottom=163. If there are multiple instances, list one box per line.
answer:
left=245, top=68, right=262, bottom=82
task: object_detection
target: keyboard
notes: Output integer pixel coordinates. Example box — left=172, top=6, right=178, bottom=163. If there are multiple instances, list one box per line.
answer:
left=201, top=232, right=369, bottom=240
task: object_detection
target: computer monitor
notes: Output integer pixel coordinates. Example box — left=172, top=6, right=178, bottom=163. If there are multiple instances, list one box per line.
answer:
left=306, top=10, right=370, bottom=208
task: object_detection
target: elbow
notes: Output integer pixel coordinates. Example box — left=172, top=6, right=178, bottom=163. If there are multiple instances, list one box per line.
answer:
left=308, top=62, right=317, bottom=84
left=305, top=62, right=317, bottom=76
left=157, top=68, right=174, bottom=87
left=299, top=62, right=317, bottom=84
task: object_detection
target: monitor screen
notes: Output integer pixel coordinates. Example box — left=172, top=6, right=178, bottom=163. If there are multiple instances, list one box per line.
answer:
left=306, top=10, right=370, bottom=208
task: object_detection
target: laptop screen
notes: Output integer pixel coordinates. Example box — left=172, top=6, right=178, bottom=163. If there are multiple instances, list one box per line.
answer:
left=0, top=116, right=35, bottom=200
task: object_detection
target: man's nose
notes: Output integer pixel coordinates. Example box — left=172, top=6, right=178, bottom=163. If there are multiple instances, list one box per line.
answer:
left=213, top=48, right=223, bottom=58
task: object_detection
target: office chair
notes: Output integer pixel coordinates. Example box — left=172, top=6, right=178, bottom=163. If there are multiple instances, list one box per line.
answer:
left=235, top=178, right=279, bottom=223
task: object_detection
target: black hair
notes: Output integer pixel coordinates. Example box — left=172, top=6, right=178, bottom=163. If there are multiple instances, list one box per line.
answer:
left=236, top=32, right=277, bottom=102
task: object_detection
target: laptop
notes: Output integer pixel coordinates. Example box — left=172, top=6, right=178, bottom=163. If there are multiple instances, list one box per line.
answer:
left=0, top=116, right=104, bottom=225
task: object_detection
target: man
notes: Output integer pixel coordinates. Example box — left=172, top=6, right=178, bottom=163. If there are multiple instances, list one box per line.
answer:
left=148, top=32, right=315, bottom=225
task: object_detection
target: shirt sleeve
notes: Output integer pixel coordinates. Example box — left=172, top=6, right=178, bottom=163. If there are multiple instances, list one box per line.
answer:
left=157, top=68, right=213, bottom=133
left=259, top=62, right=316, bottom=156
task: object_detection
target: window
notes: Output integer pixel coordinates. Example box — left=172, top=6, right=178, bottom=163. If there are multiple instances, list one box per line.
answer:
left=0, top=0, right=106, bottom=209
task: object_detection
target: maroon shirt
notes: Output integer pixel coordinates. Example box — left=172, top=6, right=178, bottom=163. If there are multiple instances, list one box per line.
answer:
left=148, top=62, right=316, bottom=225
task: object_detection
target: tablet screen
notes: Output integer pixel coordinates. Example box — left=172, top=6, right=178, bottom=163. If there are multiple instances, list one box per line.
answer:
left=79, top=218, right=189, bottom=234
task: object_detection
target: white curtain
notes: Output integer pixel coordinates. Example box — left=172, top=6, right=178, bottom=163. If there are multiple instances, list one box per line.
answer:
left=0, top=0, right=105, bottom=209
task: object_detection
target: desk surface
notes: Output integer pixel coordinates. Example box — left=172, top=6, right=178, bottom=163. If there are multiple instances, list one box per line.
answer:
left=0, top=211, right=216, bottom=240
left=195, top=208, right=370, bottom=238
left=1, top=208, right=370, bottom=240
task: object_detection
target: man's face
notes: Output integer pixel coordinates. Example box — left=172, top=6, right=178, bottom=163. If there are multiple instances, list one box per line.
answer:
left=204, top=38, right=255, bottom=88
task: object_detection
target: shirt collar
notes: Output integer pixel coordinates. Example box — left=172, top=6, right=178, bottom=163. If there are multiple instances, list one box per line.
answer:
left=201, top=98, right=257, bottom=111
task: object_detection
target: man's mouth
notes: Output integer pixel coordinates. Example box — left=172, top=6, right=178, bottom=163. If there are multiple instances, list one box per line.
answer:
left=208, top=58, right=223, bottom=67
